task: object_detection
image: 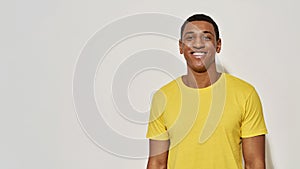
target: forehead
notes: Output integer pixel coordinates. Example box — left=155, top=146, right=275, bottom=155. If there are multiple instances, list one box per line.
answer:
left=183, top=21, right=215, bottom=34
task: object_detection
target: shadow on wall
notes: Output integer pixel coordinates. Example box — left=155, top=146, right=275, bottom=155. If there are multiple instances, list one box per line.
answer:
left=220, top=67, right=274, bottom=169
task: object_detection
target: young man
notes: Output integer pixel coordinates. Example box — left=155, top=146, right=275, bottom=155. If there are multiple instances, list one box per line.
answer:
left=146, top=14, right=268, bottom=169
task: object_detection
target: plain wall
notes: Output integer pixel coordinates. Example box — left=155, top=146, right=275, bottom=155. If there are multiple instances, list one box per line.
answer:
left=9, top=0, right=300, bottom=168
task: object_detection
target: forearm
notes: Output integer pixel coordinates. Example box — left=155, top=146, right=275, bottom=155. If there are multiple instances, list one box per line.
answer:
left=147, top=159, right=167, bottom=169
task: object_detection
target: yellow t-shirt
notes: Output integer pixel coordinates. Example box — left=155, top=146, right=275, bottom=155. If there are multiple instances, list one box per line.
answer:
left=146, top=73, right=268, bottom=169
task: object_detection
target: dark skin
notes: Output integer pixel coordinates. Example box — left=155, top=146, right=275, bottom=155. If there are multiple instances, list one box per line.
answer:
left=146, top=140, right=169, bottom=169
left=147, top=21, right=265, bottom=169
left=180, top=21, right=221, bottom=89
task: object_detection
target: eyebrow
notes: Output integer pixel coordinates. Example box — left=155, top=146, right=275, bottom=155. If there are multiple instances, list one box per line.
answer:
left=183, top=32, right=194, bottom=37
left=203, top=31, right=214, bottom=35
left=184, top=31, right=214, bottom=37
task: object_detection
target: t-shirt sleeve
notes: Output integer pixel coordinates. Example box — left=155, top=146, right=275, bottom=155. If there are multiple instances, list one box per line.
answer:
left=241, top=88, right=268, bottom=138
left=146, top=90, right=169, bottom=140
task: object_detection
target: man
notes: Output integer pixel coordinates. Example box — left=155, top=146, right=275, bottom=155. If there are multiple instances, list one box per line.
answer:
left=146, top=14, right=268, bottom=169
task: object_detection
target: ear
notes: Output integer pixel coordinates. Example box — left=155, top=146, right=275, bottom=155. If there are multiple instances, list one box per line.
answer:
left=216, top=38, right=222, bottom=53
left=179, top=39, right=183, bottom=54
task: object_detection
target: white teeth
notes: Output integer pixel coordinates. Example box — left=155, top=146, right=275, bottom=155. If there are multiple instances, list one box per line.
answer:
left=192, top=52, right=206, bottom=58
left=193, top=52, right=206, bottom=55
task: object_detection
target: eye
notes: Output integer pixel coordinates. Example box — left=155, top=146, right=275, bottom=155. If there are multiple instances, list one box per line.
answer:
left=203, top=36, right=211, bottom=41
left=185, top=36, right=193, bottom=41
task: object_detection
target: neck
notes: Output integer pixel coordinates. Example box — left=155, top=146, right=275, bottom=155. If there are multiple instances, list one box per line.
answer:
left=182, top=64, right=221, bottom=88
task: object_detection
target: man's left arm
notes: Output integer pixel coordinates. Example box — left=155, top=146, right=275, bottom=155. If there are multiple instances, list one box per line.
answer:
left=242, top=135, right=266, bottom=169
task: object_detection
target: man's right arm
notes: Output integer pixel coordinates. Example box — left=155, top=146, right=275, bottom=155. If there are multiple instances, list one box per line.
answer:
left=146, top=139, right=170, bottom=169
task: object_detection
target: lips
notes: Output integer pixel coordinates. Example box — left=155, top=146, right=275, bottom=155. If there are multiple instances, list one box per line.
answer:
left=191, top=51, right=207, bottom=58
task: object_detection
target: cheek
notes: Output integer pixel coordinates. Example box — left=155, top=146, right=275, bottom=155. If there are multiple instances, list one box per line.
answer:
left=182, top=44, right=192, bottom=52
left=206, top=42, right=217, bottom=51
left=185, top=43, right=192, bottom=48
left=206, top=41, right=215, bottom=47
left=182, top=41, right=193, bottom=48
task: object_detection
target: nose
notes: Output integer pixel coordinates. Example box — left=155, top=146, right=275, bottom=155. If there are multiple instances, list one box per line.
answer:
left=192, top=37, right=204, bottom=49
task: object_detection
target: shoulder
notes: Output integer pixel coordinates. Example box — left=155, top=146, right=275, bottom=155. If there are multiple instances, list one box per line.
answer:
left=224, top=73, right=257, bottom=100
left=225, top=73, right=255, bottom=91
left=152, top=77, right=181, bottom=100
left=160, top=77, right=181, bottom=92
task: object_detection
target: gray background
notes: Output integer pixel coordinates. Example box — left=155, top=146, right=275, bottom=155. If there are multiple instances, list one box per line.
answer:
left=9, top=0, right=300, bottom=168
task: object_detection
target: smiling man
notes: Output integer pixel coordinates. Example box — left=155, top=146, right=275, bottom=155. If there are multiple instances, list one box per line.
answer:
left=146, top=14, right=268, bottom=169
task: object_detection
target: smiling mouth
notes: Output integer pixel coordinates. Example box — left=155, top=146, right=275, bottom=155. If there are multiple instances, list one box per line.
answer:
left=191, top=51, right=207, bottom=58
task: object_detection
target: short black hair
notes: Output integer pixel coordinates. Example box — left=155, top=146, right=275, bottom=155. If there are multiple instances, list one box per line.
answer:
left=180, top=14, right=220, bottom=41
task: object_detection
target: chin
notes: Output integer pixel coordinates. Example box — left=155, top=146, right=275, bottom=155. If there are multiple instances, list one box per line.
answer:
left=191, top=67, right=208, bottom=73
